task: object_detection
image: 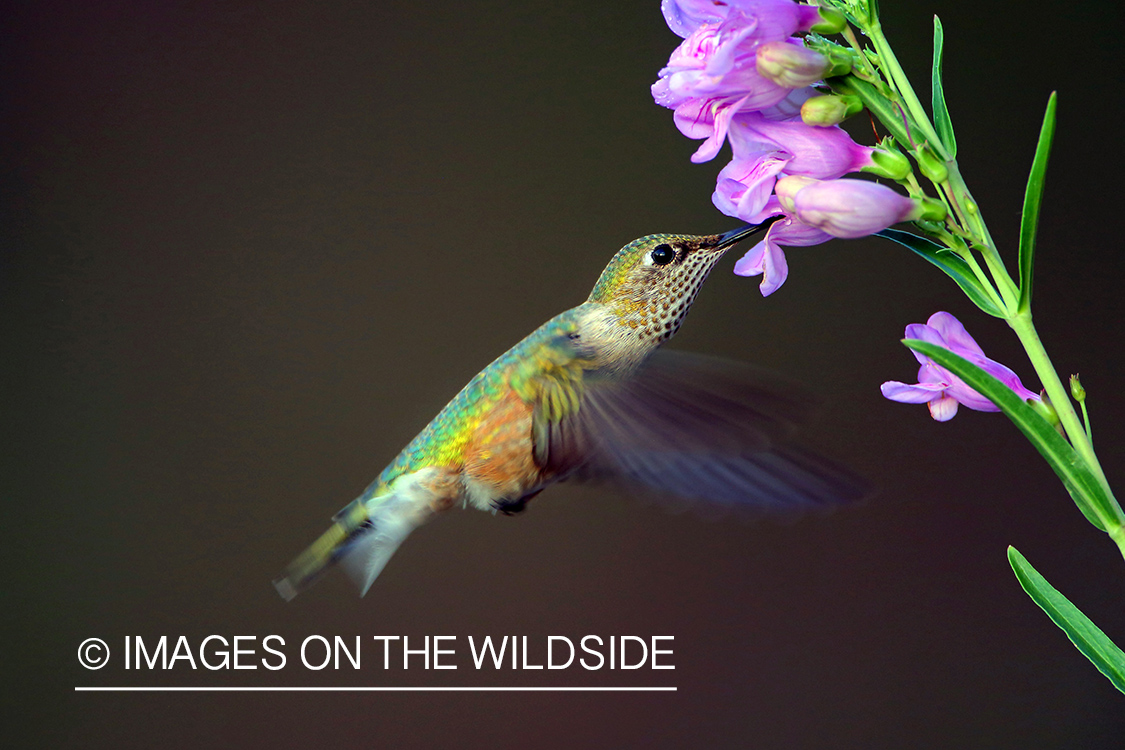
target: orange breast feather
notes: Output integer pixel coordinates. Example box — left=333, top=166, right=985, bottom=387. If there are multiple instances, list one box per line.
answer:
left=463, top=390, right=540, bottom=500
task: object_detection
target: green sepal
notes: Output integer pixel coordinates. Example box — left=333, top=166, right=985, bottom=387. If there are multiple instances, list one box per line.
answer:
left=1017, top=92, right=1057, bottom=315
left=903, top=339, right=1121, bottom=532
left=809, top=7, right=848, bottom=35
left=931, top=16, right=957, bottom=158
left=1007, top=546, right=1125, bottom=694
left=864, top=146, right=911, bottom=180
left=914, top=146, right=949, bottom=184
left=876, top=229, right=1003, bottom=317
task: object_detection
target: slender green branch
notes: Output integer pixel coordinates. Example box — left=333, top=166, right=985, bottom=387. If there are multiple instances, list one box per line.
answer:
left=940, top=165, right=1020, bottom=311
left=1009, top=313, right=1117, bottom=511
left=1080, top=400, right=1092, bottom=445
left=953, top=245, right=1006, bottom=311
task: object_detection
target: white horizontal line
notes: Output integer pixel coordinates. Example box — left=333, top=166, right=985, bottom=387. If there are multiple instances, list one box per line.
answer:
left=75, top=686, right=676, bottom=692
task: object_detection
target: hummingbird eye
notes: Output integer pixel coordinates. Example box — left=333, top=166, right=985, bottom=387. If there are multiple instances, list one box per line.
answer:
left=650, top=244, right=675, bottom=266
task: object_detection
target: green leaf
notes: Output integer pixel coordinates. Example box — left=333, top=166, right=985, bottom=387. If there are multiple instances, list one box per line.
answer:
left=876, top=229, right=1003, bottom=317
left=1017, top=92, right=1057, bottom=315
left=1008, top=546, right=1125, bottom=694
left=903, top=339, right=1121, bottom=532
left=931, top=16, right=957, bottom=158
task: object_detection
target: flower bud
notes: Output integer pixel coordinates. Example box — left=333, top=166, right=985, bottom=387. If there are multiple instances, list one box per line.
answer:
left=800, top=94, right=862, bottom=126
left=756, top=41, right=830, bottom=89
left=790, top=178, right=922, bottom=238
left=914, top=147, right=949, bottom=184
left=1070, top=374, right=1086, bottom=402
left=774, top=175, right=819, bottom=213
left=808, top=7, right=848, bottom=35
left=863, top=147, right=912, bottom=180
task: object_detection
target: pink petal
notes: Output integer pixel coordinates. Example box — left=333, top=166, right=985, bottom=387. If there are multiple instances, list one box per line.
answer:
left=732, top=240, right=767, bottom=276
left=880, top=381, right=946, bottom=404
left=793, top=4, right=823, bottom=32
left=758, top=236, right=789, bottom=296
left=767, top=214, right=832, bottom=246
left=904, top=323, right=946, bottom=367
left=712, top=152, right=787, bottom=220
left=944, top=380, right=1000, bottom=412
left=925, top=312, right=986, bottom=358
left=758, top=87, right=816, bottom=120
left=916, top=362, right=951, bottom=386
left=661, top=0, right=727, bottom=37
left=673, top=97, right=750, bottom=163
left=729, top=113, right=875, bottom=178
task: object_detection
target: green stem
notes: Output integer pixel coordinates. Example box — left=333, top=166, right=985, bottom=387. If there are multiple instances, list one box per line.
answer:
left=954, top=245, right=1007, bottom=312
left=1009, top=313, right=1118, bottom=513
left=864, top=19, right=948, bottom=159
left=845, top=22, right=1021, bottom=316
left=1080, top=400, right=1092, bottom=445
left=942, top=164, right=1020, bottom=311
left=850, top=3, right=1125, bottom=561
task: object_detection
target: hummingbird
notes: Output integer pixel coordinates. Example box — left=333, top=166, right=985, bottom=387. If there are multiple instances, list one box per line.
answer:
left=274, top=219, right=865, bottom=600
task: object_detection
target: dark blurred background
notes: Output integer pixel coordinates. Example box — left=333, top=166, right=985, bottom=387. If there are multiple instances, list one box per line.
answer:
left=4, top=0, right=1124, bottom=747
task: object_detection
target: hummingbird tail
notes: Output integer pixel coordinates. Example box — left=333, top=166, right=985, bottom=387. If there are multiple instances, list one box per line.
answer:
left=273, top=490, right=421, bottom=601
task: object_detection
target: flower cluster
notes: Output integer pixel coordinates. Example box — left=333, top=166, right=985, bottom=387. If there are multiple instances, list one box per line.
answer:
left=881, top=312, right=1040, bottom=421
left=653, top=0, right=921, bottom=295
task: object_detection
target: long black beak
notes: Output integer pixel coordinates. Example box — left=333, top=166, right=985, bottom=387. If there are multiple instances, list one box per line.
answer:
left=714, top=215, right=782, bottom=249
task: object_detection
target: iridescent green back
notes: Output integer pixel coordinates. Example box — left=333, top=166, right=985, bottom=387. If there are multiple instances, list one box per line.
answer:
left=366, top=309, right=581, bottom=497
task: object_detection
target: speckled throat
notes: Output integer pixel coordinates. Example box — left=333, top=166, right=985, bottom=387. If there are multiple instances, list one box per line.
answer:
left=640, top=240, right=726, bottom=343
left=588, top=231, right=749, bottom=343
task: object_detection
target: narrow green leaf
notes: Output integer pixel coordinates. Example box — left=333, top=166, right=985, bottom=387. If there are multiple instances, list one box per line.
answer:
left=1008, top=546, right=1125, bottom=694
left=1017, top=93, right=1057, bottom=315
left=904, top=339, right=1122, bottom=531
left=876, top=229, right=1003, bottom=317
left=931, top=16, right=957, bottom=158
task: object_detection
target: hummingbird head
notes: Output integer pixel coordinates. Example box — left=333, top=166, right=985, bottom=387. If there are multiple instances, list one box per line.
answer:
left=585, top=220, right=777, bottom=347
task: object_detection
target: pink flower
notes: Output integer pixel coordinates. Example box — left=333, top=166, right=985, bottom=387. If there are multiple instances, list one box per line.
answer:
left=881, top=312, right=1040, bottom=421
left=652, top=1, right=827, bottom=162
left=660, top=0, right=820, bottom=38
left=726, top=175, right=917, bottom=296
left=653, top=0, right=900, bottom=298
left=653, top=21, right=785, bottom=112
left=713, top=114, right=875, bottom=219
left=785, top=177, right=920, bottom=238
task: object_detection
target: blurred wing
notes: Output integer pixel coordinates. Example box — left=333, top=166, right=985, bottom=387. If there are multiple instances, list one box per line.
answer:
left=541, top=350, right=869, bottom=517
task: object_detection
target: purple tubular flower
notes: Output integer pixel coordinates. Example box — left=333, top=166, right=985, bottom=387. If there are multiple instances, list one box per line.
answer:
left=653, top=22, right=778, bottom=112
left=712, top=115, right=875, bottom=220
left=726, top=176, right=919, bottom=296
left=654, top=0, right=895, bottom=295
left=881, top=312, right=1040, bottom=421
left=660, top=0, right=821, bottom=38
left=786, top=177, right=920, bottom=238
left=653, top=0, right=827, bottom=162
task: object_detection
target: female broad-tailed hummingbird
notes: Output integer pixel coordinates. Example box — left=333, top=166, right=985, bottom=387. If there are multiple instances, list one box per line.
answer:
left=274, top=220, right=865, bottom=600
